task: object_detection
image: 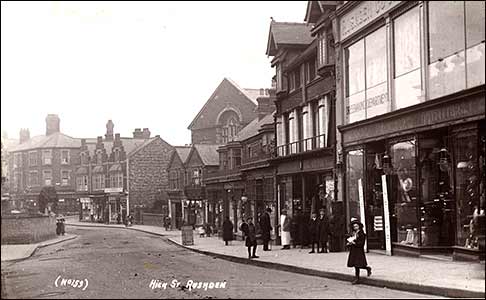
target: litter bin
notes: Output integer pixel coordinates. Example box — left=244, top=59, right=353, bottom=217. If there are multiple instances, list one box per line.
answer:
left=182, top=225, right=194, bottom=246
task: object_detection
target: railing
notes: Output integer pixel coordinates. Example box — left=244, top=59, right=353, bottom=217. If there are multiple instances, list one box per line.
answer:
left=276, top=134, right=326, bottom=157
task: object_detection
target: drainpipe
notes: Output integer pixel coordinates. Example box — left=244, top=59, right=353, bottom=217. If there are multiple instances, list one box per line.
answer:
left=126, top=158, right=130, bottom=216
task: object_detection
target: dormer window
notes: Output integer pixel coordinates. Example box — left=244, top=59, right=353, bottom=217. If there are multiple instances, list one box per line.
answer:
left=96, top=150, right=103, bottom=165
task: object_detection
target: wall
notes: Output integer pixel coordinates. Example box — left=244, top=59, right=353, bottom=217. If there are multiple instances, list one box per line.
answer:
left=1, top=214, right=56, bottom=244
left=129, top=138, right=174, bottom=212
left=141, top=212, right=164, bottom=227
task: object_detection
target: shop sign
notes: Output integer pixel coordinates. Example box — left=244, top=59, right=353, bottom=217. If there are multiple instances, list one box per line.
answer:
left=381, top=175, right=392, bottom=256
left=374, top=216, right=383, bottom=231
left=340, top=1, right=401, bottom=41
left=358, top=179, right=367, bottom=252
left=104, top=187, right=123, bottom=194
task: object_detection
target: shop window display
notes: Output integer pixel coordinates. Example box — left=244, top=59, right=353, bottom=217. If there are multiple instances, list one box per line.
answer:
left=390, top=139, right=419, bottom=246
left=418, top=134, right=455, bottom=246
left=346, top=149, right=364, bottom=221
left=455, top=131, right=481, bottom=249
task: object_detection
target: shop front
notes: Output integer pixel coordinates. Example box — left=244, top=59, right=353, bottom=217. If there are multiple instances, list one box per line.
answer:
left=341, top=92, right=485, bottom=260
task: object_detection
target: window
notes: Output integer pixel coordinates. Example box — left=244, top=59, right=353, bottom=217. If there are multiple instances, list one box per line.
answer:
left=13, top=153, right=22, bottom=168
left=76, top=175, right=88, bottom=191
left=390, top=139, right=418, bottom=246
left=465, top=1, right=485, bottom=88
left=110, top=172, right=123, bottom=188
left=61, top=150, right=70, bottom=164
left=193, top=169, right=202, bottom=185
left=29, top=151, right=37, bottom=166
left=93, top=174, right=105, bottom=190
left=80, top=152, right=88, bottom=165
left=394, top=6, right=424, bottom=110
left=96, top=150, right=103, bottom=165
left=346, top=149, right=364, bottom=221
left=43, top=170, right=52, bottom=186
left=220, top=152, right=228, bottom=170
left=29, top=171, right=39, bottom=186
left=13, top=171, right=21, bottom=190
left=232, top=149, right=241, bottom=168
left=307, top=59, right=317, bottom=82
left=345, top=26, right=389, bottom=123
left=61, top=170, right=70, bottom=186
left=276, top=64, right=283, bottom=91
left=318, top=32, right=327, bottom=67
left=42, top=150, right=52, bottom=165
left=114, top=149, right=121, bottom=162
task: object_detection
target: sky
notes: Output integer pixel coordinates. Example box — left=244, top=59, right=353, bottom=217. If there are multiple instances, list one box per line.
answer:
left=1, top=1, right=307, bottom=146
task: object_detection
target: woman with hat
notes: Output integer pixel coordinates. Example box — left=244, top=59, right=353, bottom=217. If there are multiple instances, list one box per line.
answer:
left=346, top=218, right=372, bottom=284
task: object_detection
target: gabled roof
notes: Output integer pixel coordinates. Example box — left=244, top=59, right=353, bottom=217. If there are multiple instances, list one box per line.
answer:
left=266, top=21, right=314, bottom=56
left=85, top=137, right=152, bottom=157
left=1, top=137, right=19, bottom=151
left=187, top=78, right=258, bottom=130
left=9, top=132, right=80, bottom=152
left=236, top=113, right=275, bottom=142
left=305, top=1, right=339, bottom=23
left=188, top=144, right=222, bottom=166
left=175, top=146, right=191, bottom=164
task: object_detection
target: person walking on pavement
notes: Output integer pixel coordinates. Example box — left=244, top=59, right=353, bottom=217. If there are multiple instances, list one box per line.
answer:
left=241, top=217, right=258, bottom=259
left=347, top=218, right=372, bottom=285
left=259, top=207, right=272, bottom=251
left=222, top=217, right=234, bottom=246
left=308, top=212, right=319, bottom=253
left=318, top=208, right=330, bottom=253
left=280, top=209, right=291, bottom=250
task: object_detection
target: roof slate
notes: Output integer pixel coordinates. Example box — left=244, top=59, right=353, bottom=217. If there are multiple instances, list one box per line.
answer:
left=193, top=144, right=222, bottom=166
left=236, top=113, right=275, bottom=142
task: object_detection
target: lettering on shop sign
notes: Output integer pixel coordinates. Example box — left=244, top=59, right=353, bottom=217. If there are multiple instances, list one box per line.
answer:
left=54, top=275, right=88, bottom=291
left=340, top=1, right=401, bottom=41
left=343, top=96, right=484, bottom=145
left=148, top=279, right=227, bottom=291
left=347, top=93, right=388, bottom=115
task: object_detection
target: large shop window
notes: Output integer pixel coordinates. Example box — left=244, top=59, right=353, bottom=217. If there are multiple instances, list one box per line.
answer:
left=454, top=131, right=481, bottom=249
left=345, top=27, right=389, bottom=123
left=418, top=133, right=455, bottom=247
left=346, top=149, right=364, bottom=222
left=394, top=6, right=424, bottom=110
left=428, top=1, right=485, bottom=99
left=390, top=139, right=419, bottom=246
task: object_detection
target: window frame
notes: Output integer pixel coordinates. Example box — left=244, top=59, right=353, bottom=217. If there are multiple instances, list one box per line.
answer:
left=61, top=149, right=70, bottom=165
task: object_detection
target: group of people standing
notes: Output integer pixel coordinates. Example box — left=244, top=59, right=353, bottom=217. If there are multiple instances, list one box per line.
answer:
left=280, top=208, right=330, bottom=253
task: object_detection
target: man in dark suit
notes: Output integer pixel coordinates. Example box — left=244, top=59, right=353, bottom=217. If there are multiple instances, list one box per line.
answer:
left=318, top=208, right=330, bottom=253
left=241, top=217, right=258, bottom=259
left=259, top=207, right=272, bottom=251
left=308, top=212, right=319, bottom=253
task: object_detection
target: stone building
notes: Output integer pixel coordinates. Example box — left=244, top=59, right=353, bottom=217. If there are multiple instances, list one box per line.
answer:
left=75, top=121, right=174, bottom=224
left=167, top=146, right=191, bottom=229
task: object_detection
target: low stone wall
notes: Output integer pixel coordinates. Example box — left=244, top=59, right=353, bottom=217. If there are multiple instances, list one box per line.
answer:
left=141, top=213, right=164, bottom=227
left=1, top=214, right=56, bottom=244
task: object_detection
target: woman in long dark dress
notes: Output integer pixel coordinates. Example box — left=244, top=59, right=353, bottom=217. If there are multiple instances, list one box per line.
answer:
left=222, top=217, right=234, bottom=246
left=346, top=220, right=372, bottom=284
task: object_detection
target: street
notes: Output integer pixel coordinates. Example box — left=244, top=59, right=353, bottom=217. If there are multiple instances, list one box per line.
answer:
left=1, top=227, right=443, bottom=299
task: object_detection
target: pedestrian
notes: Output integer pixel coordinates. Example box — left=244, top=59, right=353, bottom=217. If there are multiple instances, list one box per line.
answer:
left=241, top=216, right=258, bottom=259
left=259, top=207, right=272, bottom=251
left=318, top=208, right=330, bottom=253
left=222, top=217, right=234, bottom=246
left=205, top=223, right=212, bottom=237
left=60, top=218, right=65, bottom=235
left=280, top=209, right=291, bottom=250
left=346, top=219, right=372, bottom=285
left=308, top=212, right=319, bottom=253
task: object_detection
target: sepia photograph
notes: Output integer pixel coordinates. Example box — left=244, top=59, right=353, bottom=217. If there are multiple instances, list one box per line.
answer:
left=1, top=1, right=485, bottom=299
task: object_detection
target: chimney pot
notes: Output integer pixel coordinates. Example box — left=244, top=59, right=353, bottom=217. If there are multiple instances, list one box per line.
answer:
left=45, top=114, right=60, bottom=135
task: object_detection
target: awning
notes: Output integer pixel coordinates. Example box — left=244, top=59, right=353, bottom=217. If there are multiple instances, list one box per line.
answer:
left=92, top=165, right=104, bottom=173
left=76, top=166, right=88, bottom=175
left=109, top=163, right=122, bottom=172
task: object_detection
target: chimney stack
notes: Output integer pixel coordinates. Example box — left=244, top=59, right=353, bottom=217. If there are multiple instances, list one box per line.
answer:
left=45, top=114, right=60, bottom=135
left=256, top=89, right=276, bottom=121
left=133, top=128, right=144, bottom=139
left=142, top=128, right=151, bottom=139
left=105, top=120, right=114, bottom=141
left=19, top=128, right=30, bottom=144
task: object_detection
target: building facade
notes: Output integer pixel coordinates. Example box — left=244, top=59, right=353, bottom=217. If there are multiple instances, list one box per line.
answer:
left=167, top=146, right=191, bottom=229
left=333, top=1, right=485, bottom=260
left=75, top=121, right=174, bottom=224
left=266, top=3, right=342, bottom=249
left=7, top=115, right=81, bottom=215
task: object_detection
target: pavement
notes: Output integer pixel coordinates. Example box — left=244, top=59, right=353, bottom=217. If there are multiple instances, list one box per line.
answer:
left=59, top=218, right=485, bottom=298
left=1, top=234, right=77, bottom=262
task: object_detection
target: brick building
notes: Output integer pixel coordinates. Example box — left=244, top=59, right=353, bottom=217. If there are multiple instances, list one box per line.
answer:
left=205, top=90, right=277, bottom=234
left=76, top=121, right=174, bottom=224
left=188, top=78, right=264, bottom=144
left=266, top=2, right=341, bottom=249
left=7, top=114, right=82, bottom=215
